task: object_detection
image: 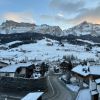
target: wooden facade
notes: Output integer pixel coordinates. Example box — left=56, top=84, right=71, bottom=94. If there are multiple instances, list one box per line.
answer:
left=60, top=61, right=72, bottom=72
left=72, top=65, right=100, bottom=100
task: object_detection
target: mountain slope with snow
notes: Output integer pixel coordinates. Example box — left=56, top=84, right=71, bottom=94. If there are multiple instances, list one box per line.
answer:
left=34, top=24, right=62, bottom=36
left=63, top=21, right=100, bottom=36
left=0, top=20, right=100, bottom=37
left=0, top=20, right=35, bottom=34
left=0, top=20, right=63, bottom=36
left=0, top=38, right=99, bottom=64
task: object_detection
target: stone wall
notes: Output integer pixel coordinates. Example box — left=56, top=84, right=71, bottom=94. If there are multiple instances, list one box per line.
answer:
left=0, top=77, right=47, bottom=92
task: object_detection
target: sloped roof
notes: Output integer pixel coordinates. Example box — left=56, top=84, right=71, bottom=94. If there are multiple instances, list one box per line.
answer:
left=72, top=65, right=90, bottom=76
left=90, top=66, right=100, bottom=75
left=72, top=65, right=100, bottom=77
left=21, top=92, right=43, bottom=100
left=0, top=62, right=33, bottom=73
left=95, top=78, right=100, bottom=84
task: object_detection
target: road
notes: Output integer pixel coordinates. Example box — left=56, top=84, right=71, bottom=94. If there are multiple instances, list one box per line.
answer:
left=0, top=70, right=76, bottom=100
left=42, top=72, right=76, bottom=100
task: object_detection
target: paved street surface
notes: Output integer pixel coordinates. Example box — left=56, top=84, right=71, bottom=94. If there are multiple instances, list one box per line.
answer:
left=42, top=71, right=76, bottom=100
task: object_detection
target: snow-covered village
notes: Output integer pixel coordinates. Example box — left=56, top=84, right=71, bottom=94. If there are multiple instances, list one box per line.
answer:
left=0, top=0, right=100, bottom=100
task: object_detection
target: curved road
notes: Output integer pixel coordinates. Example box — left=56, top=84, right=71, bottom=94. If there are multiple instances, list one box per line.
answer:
left=43, top=73, right=76, bottom=100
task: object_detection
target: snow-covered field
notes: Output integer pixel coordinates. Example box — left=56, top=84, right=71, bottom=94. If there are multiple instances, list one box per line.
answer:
left=0, top=38, right=99, bottom=64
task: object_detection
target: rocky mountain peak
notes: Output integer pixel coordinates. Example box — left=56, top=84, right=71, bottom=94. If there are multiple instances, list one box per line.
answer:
left=0, top=20, right=100, bottom=37
left=79, top=21, right=89, bottom=25
left=1, top=20, right=36, bottom=27
left=63, top=21, right=100, bottom=36
left=0, top=20, right=63, bottom=36
left=34, top=24, right=63, bottom=36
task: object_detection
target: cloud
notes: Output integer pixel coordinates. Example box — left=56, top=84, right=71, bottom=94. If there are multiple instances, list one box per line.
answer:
left=41, top=4, right=100, bottom=29
left=41, top=14, right=75, bottom=28
left=50, top=0, right=85, bottom=14
left=67, top=5, right=100, bottom=24
left=57, top=13, right=64, bottom=17
left=2, top=12, right=35, bottom=23
left=41, top=14, right=67, bottom=23
left=42, top=0, right=100, bottom=28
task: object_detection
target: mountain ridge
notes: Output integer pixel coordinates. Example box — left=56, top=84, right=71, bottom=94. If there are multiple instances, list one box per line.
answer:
left=0, top=20, right=100, bottom=37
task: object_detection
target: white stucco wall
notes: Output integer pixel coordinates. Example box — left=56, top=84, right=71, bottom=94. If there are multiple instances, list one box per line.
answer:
left=9, top=73, right=15, bottom=77
left=0, top=72, right=15, bottom=77
left=0, top=73, right=6, bottom=77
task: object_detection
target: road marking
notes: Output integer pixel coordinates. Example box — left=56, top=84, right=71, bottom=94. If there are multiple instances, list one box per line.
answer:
left=48, top=76, right=55, bottom=95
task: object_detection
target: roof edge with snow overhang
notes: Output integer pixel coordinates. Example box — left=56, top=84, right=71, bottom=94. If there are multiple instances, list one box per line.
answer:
left=72, top=65, right=100, bottom=77
left=21, top=92, right=44, bottom=100
left=0, top=62, right=33, bottom=73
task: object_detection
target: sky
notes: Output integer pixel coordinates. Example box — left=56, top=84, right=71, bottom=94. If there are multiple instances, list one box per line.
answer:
left=0, top=0, right=100, bottom=29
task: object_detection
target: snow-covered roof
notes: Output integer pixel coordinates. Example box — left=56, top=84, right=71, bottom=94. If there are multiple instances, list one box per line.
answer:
left=76, top=89, right=91, bottom=100
left=72, top=65, right=100, bottom=76
left=91, top=90, right=98, bottom=95
left=95, top=79, right=100, bottom=84
left=0, top=60, right=10, bottom=65
left=0, top=62, right=33, bottom=73
left=90, top=66, right=100, bottom=75
left=72, top=65, right=90, bottom=76
left=0, top=61, right=8, bottom=65
left=21, top=92, right=43, bottom=100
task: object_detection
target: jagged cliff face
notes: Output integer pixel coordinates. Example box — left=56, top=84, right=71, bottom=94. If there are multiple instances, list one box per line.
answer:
left=0, top=20, right=63, bottom=36
left=0, top=20, right=100, bottom=37
left=1, top=20, right=35, bottom=27
left=63, top=21, right=100, bottom=36
left=0, top=20, right=36, bottom=34
left=34, top=24, right=63, bottom=36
